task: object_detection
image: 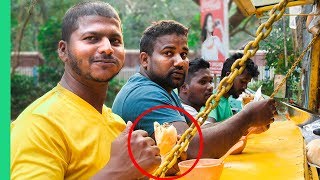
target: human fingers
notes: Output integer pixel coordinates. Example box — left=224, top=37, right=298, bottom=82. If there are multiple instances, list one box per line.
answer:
left=179, top=151, right=188, bottom=161
left=268, top=99, right=277, bottom=114
left=143, top=146, right=161, bottom=170
left=132, top=129, right=149, bottom=137
left=144, top=136, right=156, bottom=146
left=149, top=144, right=161, bottom=156
left=177, top=135, right=182, bottom=142
left=270, top=117, right=275, bottom=123
left=149, top=155, right=162, bottom=173
left=260, top=99, right=276, bottom=119
left=118, top=121, right=133, bottom=138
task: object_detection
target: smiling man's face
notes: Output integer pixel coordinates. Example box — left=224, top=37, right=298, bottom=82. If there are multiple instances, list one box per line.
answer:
left=59, top=15, right=125, bottom=83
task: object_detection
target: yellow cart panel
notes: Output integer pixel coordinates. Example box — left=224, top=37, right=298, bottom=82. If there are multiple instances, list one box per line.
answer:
left=221, top=121, right=315, bottom=179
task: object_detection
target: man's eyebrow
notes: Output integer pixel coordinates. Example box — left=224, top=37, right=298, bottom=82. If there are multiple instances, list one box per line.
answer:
left=162, top=45, right=176, bottom=50
left=81, top=31, right=97, bottom=35
left=81, top=31, right=122, bottom=38
left=162, top=46, right=189, bottom=51
left=107, top=33, right=123, bottom=41
left=109, top=32, right=122, bottom=38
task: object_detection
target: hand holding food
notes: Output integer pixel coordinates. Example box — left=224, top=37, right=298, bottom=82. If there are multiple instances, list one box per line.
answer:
left=154, top=122, right=178, bottom=156
left=106, top=121, right=161, bottom=179
left=242, top=99, right=276, bottom=127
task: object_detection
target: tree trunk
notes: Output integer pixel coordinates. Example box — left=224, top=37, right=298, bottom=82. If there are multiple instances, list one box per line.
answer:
left=299, top=5, right=313, bottom=108
left=11, top=0, right=38, bottom=77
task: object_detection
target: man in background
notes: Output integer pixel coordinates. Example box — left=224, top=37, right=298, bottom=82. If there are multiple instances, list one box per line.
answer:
left=178, top=57, right=213, bottom=123
left=207, top=53, right=260, bottom=123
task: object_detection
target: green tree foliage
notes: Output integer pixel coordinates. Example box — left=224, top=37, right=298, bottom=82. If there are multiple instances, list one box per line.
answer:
left=105, top=79, right=126, bottom=107
left=38, top=17, right=64, bottom=84
left=188, top=13, right=201, bottom=50
left=11, top=74, right=45, bottom=119
left=259, top=18, right=301, bottom=101
left=248, top=80, right=274, bottom=96
left=106, top=0, right=200, bottom=49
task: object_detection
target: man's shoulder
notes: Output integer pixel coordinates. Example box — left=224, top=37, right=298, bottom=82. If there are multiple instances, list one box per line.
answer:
left=181, top=103, right=198, bottom=118
left=15, top=87, right=59, bottom=119
left=112, top=73, right=170, bottom=115
left=216, top=96, right=230, bottom=109
left=118, top=74, right=168, bottom=98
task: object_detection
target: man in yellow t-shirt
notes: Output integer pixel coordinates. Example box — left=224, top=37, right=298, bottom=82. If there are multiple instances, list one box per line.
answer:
left=11, top=2, right=161, bottom=179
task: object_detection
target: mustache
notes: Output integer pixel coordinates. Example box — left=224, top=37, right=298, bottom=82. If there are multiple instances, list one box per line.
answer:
left=90, top=54, right=119, bottom=64
left=170, top=66, right=184, bottom=73
left=170, top=69, right=185, bottom=76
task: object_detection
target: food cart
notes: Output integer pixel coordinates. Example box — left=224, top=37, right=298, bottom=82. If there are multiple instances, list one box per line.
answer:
left=154, top=0, right=320, bottom=179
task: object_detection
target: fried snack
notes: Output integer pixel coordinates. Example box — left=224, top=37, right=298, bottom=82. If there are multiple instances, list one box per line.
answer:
left=306, top=139, right=320, bottom=166
left=154, top=122, right=178, bottom=156
left=242, top=93, right=254, bottom=106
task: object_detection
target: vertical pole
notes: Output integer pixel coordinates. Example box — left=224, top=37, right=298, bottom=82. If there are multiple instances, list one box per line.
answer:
left=308, top=37, right=320, bottom=112
left=214, top=74, right=217, bottom=89
left=283, top=17, right=288, bottom=68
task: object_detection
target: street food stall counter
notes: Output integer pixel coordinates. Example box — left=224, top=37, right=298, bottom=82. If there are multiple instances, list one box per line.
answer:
left=220, top=121, right=317, bottom=180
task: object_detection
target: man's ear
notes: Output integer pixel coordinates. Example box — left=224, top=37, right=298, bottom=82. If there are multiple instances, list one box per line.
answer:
left=180, top=83, right=189, bottom=93
left=226, top=71, right=231, bottom=77
left=58, top=40, right=68, bottom=63
left=139, top=52, right=149, bottom=69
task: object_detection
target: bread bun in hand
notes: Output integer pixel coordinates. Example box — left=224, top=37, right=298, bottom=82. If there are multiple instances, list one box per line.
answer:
left=242, top=94, right=254, bottom=106
left=154, top=122, right=178, bottom=156
left=306, top=139, right=320, bottom=166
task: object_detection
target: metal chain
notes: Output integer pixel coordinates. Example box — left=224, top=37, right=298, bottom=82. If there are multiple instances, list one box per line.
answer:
left=270, top=31, right=320, bottom=98
left=153, top=0, right=289, bottom=177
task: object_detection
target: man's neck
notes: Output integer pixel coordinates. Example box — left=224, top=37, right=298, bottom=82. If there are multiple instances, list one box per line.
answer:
left=224, top=93, right=230, bottom=99
left=180, top=96, right=201, bottom=112
left=139, top=70, right=172, bottom=94
left=59, top=72, right=108, bottom=114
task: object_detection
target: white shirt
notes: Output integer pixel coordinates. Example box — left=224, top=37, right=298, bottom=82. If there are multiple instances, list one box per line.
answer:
left=181, top=102, right=211, bottom=126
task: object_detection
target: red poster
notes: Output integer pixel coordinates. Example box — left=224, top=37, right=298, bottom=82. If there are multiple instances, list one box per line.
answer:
left=200, top=0, right=229, bottom=75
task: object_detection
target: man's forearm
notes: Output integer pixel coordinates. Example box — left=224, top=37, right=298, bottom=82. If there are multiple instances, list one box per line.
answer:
left=187, top=112, right=250, bottom=158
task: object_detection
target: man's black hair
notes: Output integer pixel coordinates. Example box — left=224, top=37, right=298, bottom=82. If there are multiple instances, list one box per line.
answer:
left=185, top=57, right=210, bottom=83
left=61, top=1, right=120, bottom=42
left=201, top=13, right=212, bottom=42
left=140, top=20, right=188, bottom=55
left=221, top=53, right=259, bottom=79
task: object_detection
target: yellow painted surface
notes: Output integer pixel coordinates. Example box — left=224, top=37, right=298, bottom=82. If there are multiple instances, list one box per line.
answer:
left=288, top=112, right=311, bottom=125
left=233, top=0, right=256, bottom=16
left=309, top=166, right=319, bottom=180
left=220, top=121, right=306, bottom=180
left=233, top=0, right=313, bottom=16
left=308, top=38, right=320, bottom=112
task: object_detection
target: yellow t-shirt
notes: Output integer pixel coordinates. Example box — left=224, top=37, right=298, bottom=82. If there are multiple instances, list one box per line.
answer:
left=11, top=84, right=126, bottom=180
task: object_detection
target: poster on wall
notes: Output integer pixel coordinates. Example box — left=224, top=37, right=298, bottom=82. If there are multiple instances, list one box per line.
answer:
left=200, top=0, right=229, bottom=75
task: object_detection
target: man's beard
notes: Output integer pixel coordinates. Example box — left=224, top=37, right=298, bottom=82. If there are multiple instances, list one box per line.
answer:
left=151, top=72, right=185, bottom=90
left=228, top=86, right=240, bottom=99
left=67, top=50, right=118, bottom=83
